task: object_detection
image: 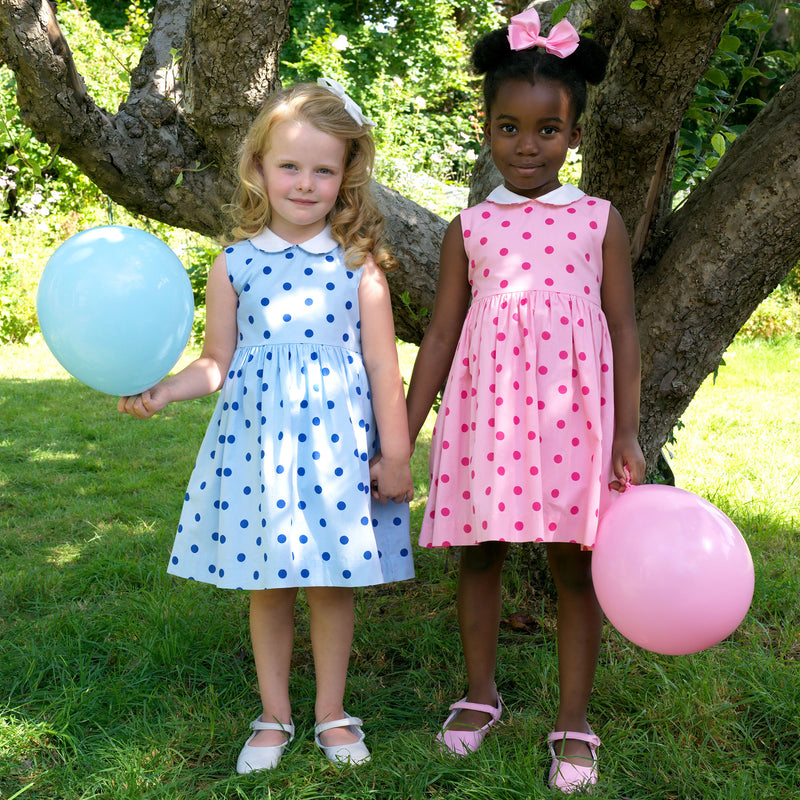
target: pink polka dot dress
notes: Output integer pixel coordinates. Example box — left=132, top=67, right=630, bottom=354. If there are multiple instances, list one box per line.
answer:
left=420, top=184, right=616, bottom=550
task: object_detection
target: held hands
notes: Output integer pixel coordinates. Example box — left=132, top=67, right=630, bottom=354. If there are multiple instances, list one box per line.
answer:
left=609, top=432, right=646, bottom=492
left=369, top=452, right=414, bottom=505
left=117, top=383, right=170, bottom=419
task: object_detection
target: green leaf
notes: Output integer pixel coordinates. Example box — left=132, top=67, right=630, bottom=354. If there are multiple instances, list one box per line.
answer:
left=711, top=133, right=726, bottom=157
left=718, top=35, right=741, bottom=54
left=741, top=66, right=767, bottom=84
left=174, top=171, right=184, bottom=187
left=630, top=0, right=649, bottom=8
left=551, top=2, right=572, bottom=25
left=704, top=68, right=728, bottom=88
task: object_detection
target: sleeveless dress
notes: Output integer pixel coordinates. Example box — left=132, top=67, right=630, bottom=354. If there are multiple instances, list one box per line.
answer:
left=168, top=227, right=414, bottom=589
left=419, top=184, right=616, bottom=550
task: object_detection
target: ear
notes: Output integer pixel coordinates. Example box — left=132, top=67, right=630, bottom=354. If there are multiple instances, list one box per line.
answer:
left=569, top=124, right=582, bottom=149
left=483, top=118, right=492, bottom=145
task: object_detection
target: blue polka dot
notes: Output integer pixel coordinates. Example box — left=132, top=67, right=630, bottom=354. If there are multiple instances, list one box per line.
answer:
left=172, top=556, right=179, bottom=565
left=342, top=570, right=351, bottom=579
left=363, top=551, right=372, bottom=560
left=340, top=535, right=349, bottom=545
left=278, top=569, right=287, bottom=579
left=305, top=329, right=314, bottom=338
left=299, top=535, right=308, bottom=544
left=237, top=553, right=246, bottom=562
left=337, top=501, right=346, bottom=510
left=283, top=282, right=292, bottom=290
left=277, top=534, right=287, bottom=543
left=301, top=569, right=310, bottom=578
left=400, top=548, right=409, bottom=557
left=322, top=551, right=331, bottom=561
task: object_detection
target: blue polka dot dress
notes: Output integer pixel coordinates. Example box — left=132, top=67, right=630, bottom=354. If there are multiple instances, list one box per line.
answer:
left=167, top=226, right=414, bottom=589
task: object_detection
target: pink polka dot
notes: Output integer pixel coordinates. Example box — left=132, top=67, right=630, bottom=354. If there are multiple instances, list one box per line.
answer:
left=522, top=232, right=532, bottom=240
left=530, top=466, right=539, bottom=476
left=542, top=330, right=551, bottom=340
left=582, top=386, right=590, bottom=395
left=513, top=486, right=523, bottom=495
left=441, top=507, right=450, bottom=516
left=464, top=229, right=472, bottom=238
left=548, top=522, right=558, bottom=531
left=501, top=220, right=511, bottom=227
left=500, top=279, right=509, bottom=288
left=584, top=286, right=591, bottom=294
left=538, top=366, right=548, bottom=375
left=572, top=437, right=580, bottom=446
left=551, top=489, right=560, bottom=498
left=558, top=384, right=567, bottom=394
left=545, top=218, right=555, bottom=225
left=557, top=420, right=566, bottom=429
left=499, top=248, right=508, bottom=256
left=513, top=380, right=520, bottom=390
left=578, top=352, right=586, bottom=361
left=568, top=231, right=576, bottom=240
left=545, top=245, right=555, bottom=254
left=525, top=206, right=533, bottom=214
left=513, top=450, right=522, bottom=460
left=488, top=417, right=495, bottom=427
left=514, top=521, right=524, bottom=531
left=538, top=400, right=546, bottom=410
left=461, top=457, right=470, bottom=466
left=572, top=403, right=579, bottom=412
left=480, top=237, right=488, bottom=245
left=522, top=261, right=531, bottom=269
left=533, top=502, right=542, bottom=511
left=601, top=363, right=610, bottom=372
left=560, top=316, right=569, bottom=325
left=462, top=490, right=471, bottom=500
left=498, top=502, right=506, bottom=511
left=545, top=278, right=554, bottom=286
left=590, top=220, right=598, bottom=229
left=567, top=207, right=576, bottom=214
left=483, top=268, right=490, bottom=277
left=482, top=210, right=491, bottom=218
left=441, top=473, right=450, bottom=483
left=527, top=430, right=536, bottom=439
left=559, top=351, right=568, bottom=360
left=554, top=454, right=563, bottom=463
left=570, top=506, right=579, bottom=515
left=571, top=472, right=581, bottom=481
left=442, top=440, right=450, bottom=449
left=513, top=415, right=520, bottom=424
left=588, top=199, right=596, bottom=206
left=566, top=264, right=575, bottom=273
left=463, top=524, right=472, bottom=533
left=496, top=431, right=505, bottom=440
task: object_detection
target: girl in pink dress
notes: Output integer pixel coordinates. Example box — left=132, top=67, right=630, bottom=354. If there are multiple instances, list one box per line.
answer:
left=405, top=9, right=645, bottom=793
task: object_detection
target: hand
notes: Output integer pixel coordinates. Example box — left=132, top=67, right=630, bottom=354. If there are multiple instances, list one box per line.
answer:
left=117, top=384, right=169, bottom=419
left=369, top=452, right=414, bottom=504
left=609, top=433, right=645, bottom=492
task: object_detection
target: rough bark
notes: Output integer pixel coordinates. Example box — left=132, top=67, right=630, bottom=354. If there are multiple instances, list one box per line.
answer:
left=1, top=0, right=799, bottom=474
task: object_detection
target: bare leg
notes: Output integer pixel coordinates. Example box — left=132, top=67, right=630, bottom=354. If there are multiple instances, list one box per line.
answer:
left=547, top=543, right=603, bottom=763
left=249, top=587, right=297, bottom=746
left=446, top=542, right=509, bottom=731
left=306, top=585, right=359, bottom=747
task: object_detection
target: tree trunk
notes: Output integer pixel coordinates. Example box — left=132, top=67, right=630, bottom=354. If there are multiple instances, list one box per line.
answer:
left=1, top=0, right=799, bottom=473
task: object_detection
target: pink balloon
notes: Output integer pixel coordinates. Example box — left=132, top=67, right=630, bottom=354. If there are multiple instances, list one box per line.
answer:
left=592, top=484, right=754, bottom=655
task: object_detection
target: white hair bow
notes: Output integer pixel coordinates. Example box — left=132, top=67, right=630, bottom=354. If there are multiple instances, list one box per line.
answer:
left=317, top=77, right=376, bottom=128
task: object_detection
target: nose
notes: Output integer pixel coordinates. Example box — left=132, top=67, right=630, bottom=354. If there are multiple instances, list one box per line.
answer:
left=517, top=132, right=538, bottom=155
left=295, top=170, right=314, bottom=192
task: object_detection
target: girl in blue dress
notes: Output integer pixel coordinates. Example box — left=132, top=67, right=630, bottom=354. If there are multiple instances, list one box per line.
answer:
left=119, top=80, right=414, bottom=772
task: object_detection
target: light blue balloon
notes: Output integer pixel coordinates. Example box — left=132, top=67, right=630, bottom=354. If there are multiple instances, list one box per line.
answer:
left=37, top=225, right=194, bottom=396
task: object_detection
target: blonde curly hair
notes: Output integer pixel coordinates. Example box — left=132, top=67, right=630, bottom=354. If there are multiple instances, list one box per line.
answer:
left=229, top=83, right=396, bottom=273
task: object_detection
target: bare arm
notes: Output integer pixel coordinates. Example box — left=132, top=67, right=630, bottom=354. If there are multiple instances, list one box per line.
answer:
left=601, top=207, right=646, bottom=489
left=359, top=255, right=414, bottom=502
left=118, top=251, right=238, bottom=418
left=405, top=215, right=472, bottom=445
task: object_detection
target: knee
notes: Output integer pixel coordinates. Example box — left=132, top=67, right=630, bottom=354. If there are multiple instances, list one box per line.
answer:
left=547, top=545, right=594, bottom=595
left=460, top=542, right=508, bottom=573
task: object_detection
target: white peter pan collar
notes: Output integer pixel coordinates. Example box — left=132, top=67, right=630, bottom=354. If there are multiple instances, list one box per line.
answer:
left=486, top=183, right=585, bottom=206
left=249, top=225, right=338, bottom=254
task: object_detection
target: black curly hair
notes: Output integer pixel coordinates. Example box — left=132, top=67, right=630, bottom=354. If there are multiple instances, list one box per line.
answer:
left=472, top=25, right=608, bottom=124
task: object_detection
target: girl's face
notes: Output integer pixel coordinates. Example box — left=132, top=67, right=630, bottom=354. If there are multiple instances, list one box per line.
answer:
left=484, top=78, right=581, bottom=200
left=259, top=119, right=346, bottom=243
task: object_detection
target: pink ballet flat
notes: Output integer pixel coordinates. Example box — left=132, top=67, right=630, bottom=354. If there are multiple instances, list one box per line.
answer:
left=436, top=695, right=502, bottom=756
left=547, top=729, right=601, bottom=794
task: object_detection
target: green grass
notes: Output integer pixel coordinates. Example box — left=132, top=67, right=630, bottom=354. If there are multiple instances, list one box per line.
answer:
left=1, top=337, right=799, bottom=799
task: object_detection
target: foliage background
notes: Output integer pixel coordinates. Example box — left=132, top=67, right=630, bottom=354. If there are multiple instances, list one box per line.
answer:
left=1, top=0, right=799, bottom=346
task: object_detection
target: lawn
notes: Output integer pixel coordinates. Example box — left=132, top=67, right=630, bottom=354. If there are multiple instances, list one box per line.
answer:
left=0, top=336, right=798, bottom=799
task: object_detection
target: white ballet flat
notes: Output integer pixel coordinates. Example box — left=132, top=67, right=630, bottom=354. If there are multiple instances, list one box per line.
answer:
left=314, top=715, right=370, bottom=765
left=235, top=716, right=294, bottom=774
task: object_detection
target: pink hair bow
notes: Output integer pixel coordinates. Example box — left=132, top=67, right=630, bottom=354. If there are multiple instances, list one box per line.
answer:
left=507, top=8, right=580, bottom=58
